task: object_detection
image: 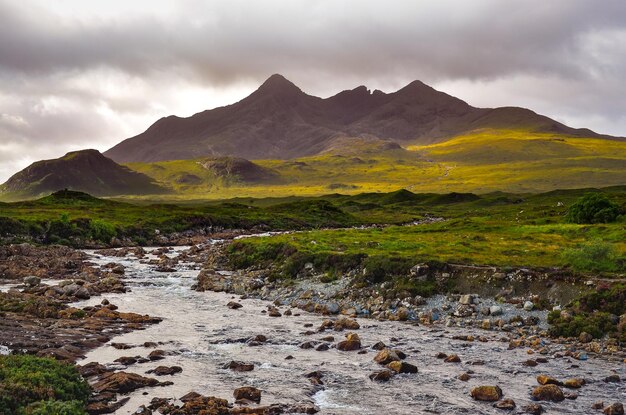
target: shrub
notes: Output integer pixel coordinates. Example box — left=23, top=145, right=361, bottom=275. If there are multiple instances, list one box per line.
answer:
left=562, top=240, right=620, bottom=272
left=362, top=256, right=414, bottom=284
left=89, top=219, right=117, bottom=242
left=566, top=193, right=621, bottom=224
left=0, top=355, right=89, bottom=415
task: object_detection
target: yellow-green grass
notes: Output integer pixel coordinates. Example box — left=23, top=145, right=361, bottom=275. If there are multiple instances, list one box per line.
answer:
left=121, top=129, right=626, bottom=202
left=232, top=219, right=625, bottom=271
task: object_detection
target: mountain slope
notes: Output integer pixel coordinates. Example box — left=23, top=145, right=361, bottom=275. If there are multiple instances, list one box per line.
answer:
left=0, top=149, right=165, bottom=200
left=105, top=74, right=612, bottom=163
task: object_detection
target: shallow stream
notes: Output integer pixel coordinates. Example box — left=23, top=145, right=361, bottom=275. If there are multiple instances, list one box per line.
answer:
left=76, top=246, right=625, bottom=414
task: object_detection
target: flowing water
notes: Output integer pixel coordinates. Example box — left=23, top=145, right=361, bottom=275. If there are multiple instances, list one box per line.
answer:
left=76, top=246, right=625, bottom=414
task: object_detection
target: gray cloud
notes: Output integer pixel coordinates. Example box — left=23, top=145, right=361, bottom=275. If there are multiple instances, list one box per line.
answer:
left=0, top=0, right=625, bottom=181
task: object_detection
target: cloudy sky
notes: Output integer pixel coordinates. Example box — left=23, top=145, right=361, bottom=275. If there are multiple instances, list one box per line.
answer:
left=1, top=0, right=625, bottom=182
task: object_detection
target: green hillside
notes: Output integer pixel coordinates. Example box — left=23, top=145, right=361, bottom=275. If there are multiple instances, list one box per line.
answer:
left=121, top=129, right=626, bottom=201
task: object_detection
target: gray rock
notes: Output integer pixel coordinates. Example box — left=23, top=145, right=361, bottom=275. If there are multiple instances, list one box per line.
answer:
left=24, top=276, right=41, bottom=287
left=459, top=294, right=475, bottom=305
left=489, top=306, right=503, bottom=316
left=523, top=301, right=534, bottom=311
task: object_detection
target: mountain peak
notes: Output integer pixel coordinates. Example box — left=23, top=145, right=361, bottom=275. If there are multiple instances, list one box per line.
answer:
left=255, top=74, right=302, bottom=96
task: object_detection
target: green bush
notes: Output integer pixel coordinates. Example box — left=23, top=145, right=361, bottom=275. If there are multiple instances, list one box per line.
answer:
left=562, top=240, right=620, bottom=272
left=0, top=355, right=89, bottom=415
left=566, top=193, right=621, bottom=224
left=89, top=219, right=116, bottom=242
left=362, top=256, right=414, bottom=284
left=548, top=310, right=615, bottom=339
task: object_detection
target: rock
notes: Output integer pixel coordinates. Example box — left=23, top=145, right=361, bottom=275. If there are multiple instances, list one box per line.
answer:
left=490, top=305, right=503, bottom=316
left=454, top=304, right=474, bottom=317
left=134, top=405, right=152, bottom=415
left=148, top=350, right=166, bottom=361
left=369, top=369, right=395, bottom=382
left=78, top=362, right=109, bottom=379
left=337, top=333, right=361, bottom=351
left=224, top=361, right=254, bottom=372
left=458, top=372, right=471, bottom=381
left=114, top=356, right=138, bottom=366
left=604, top=403, right=624, bottom=415
left=227, top=301, right=243, bottom=309
left=523, top=359, right=538, bottom=367
left=396, top=307, right=409, bottom=321
left=316, top=343, right=329, bottom=351
left=268, top=307, right=282, bottom=317
left=299, top=342, right=315, bottom=349
left=523, top=301, right=534, bottom=311
left=326, top=302, right=340, bottom=314
left=536, top=375, right=562, bottom=386
left=387, top=361, right=418, bottom=374
left=494, top=399, right=516, bottom=410
left=444, top=354, right=461, bottom=363
left=579, top=331, right=593, bottom=343
left=371, top=341, right=386, bottom=350
left=470, top=386, right=503, bottom=402
left=531, top=384, right=565, bottom=402
left=87, top=397, right=131, bottom=414
left=594, top=402, right=606, bottom=410
left=563, top=378, right=585, bottom=389
left=604, top=374, right=621, bottom=383
left=24, top=276, right=41, bottom=286
left=522, top=403, right=543, bottom=414
left=233, top=386, right=262, bottom=404
left=92, top=372, right=161, bottom=394
left=374, top=349, right=402, bottom=365
left=459, top=294, right=475, bottom=305
left=333, top=317, right=360, bottom=331
left=146, top=366, right=182, bottom=376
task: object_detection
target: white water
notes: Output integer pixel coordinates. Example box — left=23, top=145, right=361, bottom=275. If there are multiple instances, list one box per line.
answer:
left=76, top=246, right=626, bottom=414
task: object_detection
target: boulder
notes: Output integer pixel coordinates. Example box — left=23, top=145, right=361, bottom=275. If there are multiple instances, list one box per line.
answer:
left=224, top=361, right=254, bottom=372
left=227, top=301, right=243, bottom=309
left=470, top=386, right=503, bottom=402
left=146, top=366, right=182, bottom=376
left=387, top=361, right=418, bottom=374
left=444, top=354, right=461, bottom=363
left=522, top=403, right=544, bottom=414
left=459, top=294, right=475, bottom=305
left=234, top=386, right=262, bottom=404
left=337, top=333, right=361, bottom=351
left=563, top=378, right=585, bottom=389
left=494, top=399, right=516, bottom=410
left=369, top=370, right=394, bottom=382
left=24, top=276, right=41, bottom=286
left=604, top=403, right=624, bottom=415
left=374, top=349, right=402, bottom=365
left=536, top=375, right=562, bottom=386
left=489, top=305, right=503, bottom=316
left=92, top=372, right=160, bottom=394
left=531, top=385, right=564, bottom=402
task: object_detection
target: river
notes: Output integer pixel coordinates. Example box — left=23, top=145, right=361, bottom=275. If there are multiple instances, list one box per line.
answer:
left=74, top=245, right=625, bottom=414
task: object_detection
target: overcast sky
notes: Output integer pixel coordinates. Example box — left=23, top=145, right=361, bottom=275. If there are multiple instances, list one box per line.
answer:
left=1, top=0, right=625, bottom=182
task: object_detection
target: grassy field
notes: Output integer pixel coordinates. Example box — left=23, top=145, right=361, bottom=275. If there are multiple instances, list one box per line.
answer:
left=226, top=187, right=626, bottom=274
left=121, top=129, right=626, bottom=201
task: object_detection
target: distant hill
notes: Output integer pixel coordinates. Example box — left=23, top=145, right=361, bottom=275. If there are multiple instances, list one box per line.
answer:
left=0, top=149, right=165, bottom=200
left=104, top=74, right=615, bottom=163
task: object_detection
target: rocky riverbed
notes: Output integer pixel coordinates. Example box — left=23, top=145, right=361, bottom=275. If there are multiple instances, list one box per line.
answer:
left=1, top=241, right=624, bottom=414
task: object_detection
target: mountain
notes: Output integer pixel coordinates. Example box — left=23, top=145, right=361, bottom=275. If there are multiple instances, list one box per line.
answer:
left=105, top=74, right=613, bottom=163
left=0, top=149, right=165, bottom=200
